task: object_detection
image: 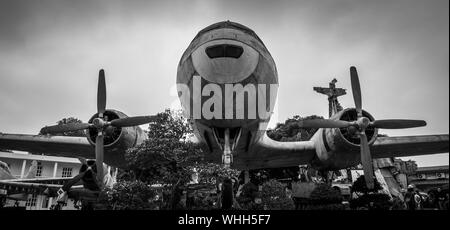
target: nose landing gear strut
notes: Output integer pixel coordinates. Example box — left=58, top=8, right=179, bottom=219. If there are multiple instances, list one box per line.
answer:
left=222, top=128, right=233, bottom=168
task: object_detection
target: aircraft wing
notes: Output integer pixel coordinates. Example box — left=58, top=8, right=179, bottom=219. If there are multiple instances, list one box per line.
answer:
left=234, top=133, right=317, bottom=170
left=0, top=180, right=71, bottom=194
left=0, top=179, right=96, bottom=200
left=371, top=134, right=449, bottom=159
left=0, top=133, right=94, bottom=159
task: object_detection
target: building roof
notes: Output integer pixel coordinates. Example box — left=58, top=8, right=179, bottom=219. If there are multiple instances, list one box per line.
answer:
left=0, top=151, right=81, bottom=164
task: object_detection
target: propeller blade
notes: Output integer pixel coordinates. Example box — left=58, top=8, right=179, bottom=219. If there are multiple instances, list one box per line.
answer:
left=77, top=157, right=88, bottom=165
left=110, top=116, right=157, bottom=127
left=61, top=171, right=86, bottom=192
left=371, top=119, right=426, bottom=129
left=360, top=132, right=374, bottom=190
left=350, top=66, right=363, bottom=117
left=40, top=123, right=91, bottom=134
left=95, top=133, right=104, bottom=188
left=97, top=69, right=106, bottom=117
left=298, top=119, right=352, bottom=129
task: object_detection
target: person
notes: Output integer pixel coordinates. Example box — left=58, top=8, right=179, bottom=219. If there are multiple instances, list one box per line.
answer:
left=414, top=190, right=423, bottom=210
left=444, top=193, right=449, bottom=210
left=404, top=185, right=416, bottom=210
left=221, top=178, right=233, bottom=210
left=436, top=187, right=445, bottom=210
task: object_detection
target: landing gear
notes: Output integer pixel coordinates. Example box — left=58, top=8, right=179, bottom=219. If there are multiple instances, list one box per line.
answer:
left=222, top=128, right=233, bottom=168
left=218, top=128, right=242, bottom=210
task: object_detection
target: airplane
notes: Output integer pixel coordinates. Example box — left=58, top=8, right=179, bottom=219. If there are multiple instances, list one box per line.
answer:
left=0, top=157, right=115, bottom=209
left=1, top=160, right=39, bottom=202
left=175, top=21, right=449, bottom=190
left=0, top=21, right=448, bottom=207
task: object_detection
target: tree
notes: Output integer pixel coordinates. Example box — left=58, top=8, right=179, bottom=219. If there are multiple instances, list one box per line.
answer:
left=116, top=109, right=239, bottom=210
left=267, top=115, right=323, bottom=142
left=262, top=115, right=324, bottom=180
left=260, top=179, right=295, bottom=210
left=305, top=183, right=345, bottom=210
left=103, top=180, right=158, bottom=210
left=39, top=117, right=85, bottom=137
left=33, top=117, right=85, bottom=155
left=350, top=175, right=392, bottom=210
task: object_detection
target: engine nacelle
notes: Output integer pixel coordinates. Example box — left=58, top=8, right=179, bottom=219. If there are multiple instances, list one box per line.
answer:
left=310, top=108, right=378, bottom=170
left=86, top=109, right=146, bottom=167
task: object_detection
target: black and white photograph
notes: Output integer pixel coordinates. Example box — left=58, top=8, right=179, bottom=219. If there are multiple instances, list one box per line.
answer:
left=0, top=0, right=448, bottom=223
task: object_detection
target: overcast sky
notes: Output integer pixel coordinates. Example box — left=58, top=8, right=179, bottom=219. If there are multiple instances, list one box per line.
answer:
left=0, top=0, right=448, bottom=167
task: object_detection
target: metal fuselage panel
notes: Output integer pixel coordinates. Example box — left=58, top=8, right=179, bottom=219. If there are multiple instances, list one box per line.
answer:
left=177, top=23, right=278, bottom=165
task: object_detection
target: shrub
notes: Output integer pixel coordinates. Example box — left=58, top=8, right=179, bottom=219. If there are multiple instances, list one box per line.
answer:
left=261, top=180, right=295, bottom=210
left=304, top=183, right=344, bottom=210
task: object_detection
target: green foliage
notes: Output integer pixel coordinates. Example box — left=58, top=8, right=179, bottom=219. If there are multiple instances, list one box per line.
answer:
left=350, top=175, right=392, bottom=210
left=351, top=175, right=383, bottom=194
left=261, top=180, right=295, bottom=210
left=309, top=183, right=343, bottom=205
left=236, top=181, right=260, bottom=210
left=186, top=185, right=218, bottom=210
left=125, top=109, right=205, bottom=184
left=194, top=163, right=240, bottom=185
left=267, top=115, right=323, bottom=142
left=41, top=117, right=85, bottom=137
left=147, top=109, right=192, bottom=140
left=237, top=180, right=295, bottom=210
left=125, top=138, right=203, bottom=185
left=303, top=183, right=344, bottom=210
left=116, top=109, right=241, bottom=209
left=104, top=180, right=158, bottom=210
left=350, top=193, right=392, bottom=210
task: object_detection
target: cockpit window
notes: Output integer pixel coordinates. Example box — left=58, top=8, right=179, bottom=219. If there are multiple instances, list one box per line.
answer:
left=206, top=44, right=243, bottom=59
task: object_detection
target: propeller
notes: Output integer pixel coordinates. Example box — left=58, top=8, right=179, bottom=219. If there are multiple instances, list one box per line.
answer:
left=297, top=66, right=427, bottom=189
left=40, top=69, right=156, bottom=187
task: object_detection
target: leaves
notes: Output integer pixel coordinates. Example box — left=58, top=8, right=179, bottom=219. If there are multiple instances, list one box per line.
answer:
left=351, top=175, right=383, bottom=194
left=105, top=180, right=158, bottom=210
left=309, top=183, right=343, bottom=205
left=267, top=115, right=323, bottom=142
left=39, top=117, right=85, bottom=137
left=261, top=179, right=295, bottom=210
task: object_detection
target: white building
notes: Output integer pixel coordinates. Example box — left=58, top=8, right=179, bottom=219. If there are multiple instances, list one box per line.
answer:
left=0, top=151, right=82, bottom=210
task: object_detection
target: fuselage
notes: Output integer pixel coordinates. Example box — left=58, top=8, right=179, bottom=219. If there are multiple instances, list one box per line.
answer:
left=177, top=21, right=279, bottom=164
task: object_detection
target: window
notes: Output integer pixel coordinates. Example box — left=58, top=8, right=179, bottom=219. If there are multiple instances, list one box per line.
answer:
left=36, top=162, right=42, bottom=177
left=206, top=44, right=243, bottom=59
left=26, top=194, right=37, bottom=207
left=61, top=167, right=73, bottom=178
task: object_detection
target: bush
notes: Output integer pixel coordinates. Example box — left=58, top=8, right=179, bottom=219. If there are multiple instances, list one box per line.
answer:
left=302, top=183, right=344, bottom=210
left=309, top=183, right=343, bottom=205
left=104, top=180, right=159, bottom=210
left=350, top=193, right=392, bottom=210
left=351, top=175, right=383, bottom=194
left=236, top=179, right=294, bottom=210
left=261, top=180, right=295, bottom=210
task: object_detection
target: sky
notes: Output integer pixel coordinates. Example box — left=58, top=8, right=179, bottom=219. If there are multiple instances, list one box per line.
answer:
left=0, top=0, right=448, bottom=167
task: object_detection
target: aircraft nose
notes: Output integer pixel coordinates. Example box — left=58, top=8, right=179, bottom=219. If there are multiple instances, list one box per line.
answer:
left=191, top=39, right=259, bottom=84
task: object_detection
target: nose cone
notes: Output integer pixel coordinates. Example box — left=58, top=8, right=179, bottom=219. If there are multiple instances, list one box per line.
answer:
left=191, top=39, right=259, bottom=84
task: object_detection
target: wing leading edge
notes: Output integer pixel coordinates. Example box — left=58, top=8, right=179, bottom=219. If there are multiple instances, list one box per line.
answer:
left=0, top=133, right=94, bottom=159
left=371, top=134, right=449, bottom=159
